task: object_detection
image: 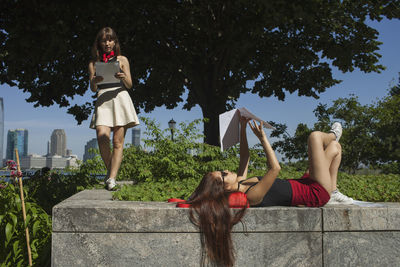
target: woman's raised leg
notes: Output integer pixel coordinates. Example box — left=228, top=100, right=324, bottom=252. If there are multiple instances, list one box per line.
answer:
left=307, top=131, right=340, bottom=194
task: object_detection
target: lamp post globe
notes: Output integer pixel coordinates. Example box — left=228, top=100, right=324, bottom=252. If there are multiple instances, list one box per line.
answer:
left=168, top=119, right=176, bottom=141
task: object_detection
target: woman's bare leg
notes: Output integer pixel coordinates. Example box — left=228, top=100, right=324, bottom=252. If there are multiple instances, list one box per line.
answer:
left=96, top=126, right=112, bottom=171
left=108, top=126, right=127, bottom=179
left=329, top=142, right=342, bottom=191
left=307, top=131, right=340, bottom=194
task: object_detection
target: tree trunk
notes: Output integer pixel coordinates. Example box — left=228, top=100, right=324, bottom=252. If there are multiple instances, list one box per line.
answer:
left=201, top=104, right=225, bottom=147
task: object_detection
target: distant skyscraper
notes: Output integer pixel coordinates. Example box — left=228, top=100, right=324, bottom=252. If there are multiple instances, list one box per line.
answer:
left=47, top=140, right=51, bottom=156
left=6, top=129, right=28, bottom=161
left=50, top=129, right=67, bottom=156
left=83, top=138, right=98, bottom=162
left=132, top=128, right=141, bottom=147
left=0, top=97, right=3, bottom=165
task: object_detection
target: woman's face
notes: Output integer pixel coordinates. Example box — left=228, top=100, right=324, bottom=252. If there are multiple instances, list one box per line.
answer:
left=212, top=170, right=237, bottom=190
left=99, top=35, right=115, bottom=54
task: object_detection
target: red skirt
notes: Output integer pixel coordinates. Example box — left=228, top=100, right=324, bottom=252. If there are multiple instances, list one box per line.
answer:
left=288, top=176, right=330, bottom=207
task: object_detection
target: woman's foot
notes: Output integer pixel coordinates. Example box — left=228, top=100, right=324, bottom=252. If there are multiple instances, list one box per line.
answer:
left=106, top=178, right=117, bottom=191
left=327, top=189, right=354, bottom=204
left=330, top=122, right=342, bottom=141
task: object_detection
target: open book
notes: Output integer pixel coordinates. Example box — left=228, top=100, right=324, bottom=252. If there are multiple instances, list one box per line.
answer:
left=219, top=107, right=275, bottom=151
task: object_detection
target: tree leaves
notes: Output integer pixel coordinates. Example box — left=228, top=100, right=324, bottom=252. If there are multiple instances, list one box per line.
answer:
left=1, top=0, right=399, bottom=144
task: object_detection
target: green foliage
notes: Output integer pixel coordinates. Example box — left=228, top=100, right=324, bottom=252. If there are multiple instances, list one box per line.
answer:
left=2, top=1, right=399, bottom=145
left=24, top=170, right=100, bottom=215
left=337, top=173, right=400, bottom=202
left=106, top=117, right=240, bottom=182
left=114, top=166, right=400, bottom=203
left=113, top=178, right=200, bottom=201
left=0, top=183, right=52, bottom=267
left=269, top=122, right=312, bottom=162
left=272, top=76, right=400, bottom=173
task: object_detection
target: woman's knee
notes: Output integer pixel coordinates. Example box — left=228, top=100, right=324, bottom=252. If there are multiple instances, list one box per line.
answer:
left=330, top=140, right=342, bottom=154
left=112, top=139, right=124, bottom=149
left=96, top=127, right=110, bottom=138
left=308, top=131, right=323, bottom=144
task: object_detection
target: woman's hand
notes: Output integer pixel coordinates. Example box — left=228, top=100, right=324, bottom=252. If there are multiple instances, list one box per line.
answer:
left=240, top=115, right=250, bottom=129
left=249, top=120, right=267, bottom=141
left=91, top=75, right=103, bottom=85
left=114, top=72, right=126, bottom=81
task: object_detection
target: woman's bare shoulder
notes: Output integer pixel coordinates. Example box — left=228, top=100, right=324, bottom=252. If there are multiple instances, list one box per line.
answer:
left=117, top=55, right=129, bottom=62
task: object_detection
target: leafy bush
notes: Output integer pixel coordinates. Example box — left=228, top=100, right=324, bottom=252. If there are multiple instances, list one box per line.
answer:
left=78, top=117, right=242, bottom=182
left=24, top=169, right=100, bottom=215
left=0, top=183, right=52, bottom=267
left=113, top=165, right=400, bottom=202
left=113, top=178, right=199, bottom=201
left=336, top=173, right=400, bottom=202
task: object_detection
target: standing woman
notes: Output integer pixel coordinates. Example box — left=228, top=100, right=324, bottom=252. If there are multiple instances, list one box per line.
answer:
left=89, top=27, right=139, bottom=190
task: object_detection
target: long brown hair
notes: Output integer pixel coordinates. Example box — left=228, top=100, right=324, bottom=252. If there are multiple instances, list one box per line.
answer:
left=188, top=172, right=247, bottom=267
left=91, top=27, right=121, bottom=61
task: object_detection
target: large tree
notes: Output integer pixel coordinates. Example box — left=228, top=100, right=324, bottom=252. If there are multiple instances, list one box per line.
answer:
left=1, top=0, right=399, bottom=145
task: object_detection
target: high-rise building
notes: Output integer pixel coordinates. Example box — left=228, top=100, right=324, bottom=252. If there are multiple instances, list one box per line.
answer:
left=132, top=128, right=141, bottom=147
left=83, top=138, right=98, bottom=162
left=50, top=129, right=67, bottom=156
left=0, top=97, right=3, bottom=165
left=6, top=129, right=28, bottom=161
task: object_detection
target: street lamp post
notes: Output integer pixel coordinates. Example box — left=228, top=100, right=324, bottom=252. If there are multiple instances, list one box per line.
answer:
left=168, top=118, right=176, bottom=141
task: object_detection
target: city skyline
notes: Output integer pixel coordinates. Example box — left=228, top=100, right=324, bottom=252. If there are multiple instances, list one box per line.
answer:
left=83, top=138, right=98, bottom=162
left=50, top=129, right=67, bottom=156
left=6, top=128, right=28, bottom=162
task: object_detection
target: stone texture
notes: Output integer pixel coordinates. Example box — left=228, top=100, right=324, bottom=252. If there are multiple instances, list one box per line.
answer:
left=53, top=190, right=321, bottom=233
left=324, top=232, right=400, bottom=267
left=322, top=204, right=392, bottom=231
left=52, top=232, right=321, bottom=267
left=52, top=190, right=400, bottom=267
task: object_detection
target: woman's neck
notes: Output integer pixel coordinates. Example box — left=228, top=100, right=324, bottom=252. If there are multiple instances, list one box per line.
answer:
left=236, top=177, right=258, bottom=193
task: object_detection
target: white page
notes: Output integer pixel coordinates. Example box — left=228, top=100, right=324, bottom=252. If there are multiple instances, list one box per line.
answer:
left=95, top=61, right=120, bottom=85
left=219, top=107, right=276, bottom=151
left=219, top=109, right=240, bottom=151
left=238, top=107, right=275, bottom=129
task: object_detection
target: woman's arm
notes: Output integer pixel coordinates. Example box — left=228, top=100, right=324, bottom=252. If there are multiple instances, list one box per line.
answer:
left=246, top=120, right=281, bottom=205
left=88, top=61, right=103, bottom=92
left=237, top=116, right=250, bottom=179
left=116, top=56, right=132, bottom=89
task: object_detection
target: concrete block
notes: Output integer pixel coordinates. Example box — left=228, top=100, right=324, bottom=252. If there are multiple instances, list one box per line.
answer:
left=52, top=232, right=321, bottom=267
left=322, top=205, right=391, bottom=231
left=52, top=190, right=400, bottom=267
left=324, top=232, right=400, bottom=267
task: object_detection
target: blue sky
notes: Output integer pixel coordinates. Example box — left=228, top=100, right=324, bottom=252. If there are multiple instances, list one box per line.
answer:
left=1, top=18, right=399, bottom=160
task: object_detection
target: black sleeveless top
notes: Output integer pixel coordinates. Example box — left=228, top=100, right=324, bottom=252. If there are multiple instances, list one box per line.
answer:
left=242, top=177, right=292, bottom=207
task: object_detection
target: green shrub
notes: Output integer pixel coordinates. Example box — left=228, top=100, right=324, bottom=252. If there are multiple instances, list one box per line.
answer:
left=0, top=183, right=52, bottom=267
left=336, top=173, right=400, bottom=202
left=24, top=169, right=100, bottom=215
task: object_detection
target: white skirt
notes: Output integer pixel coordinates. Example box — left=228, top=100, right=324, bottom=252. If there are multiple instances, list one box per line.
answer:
left=90, top=85, right=139, bottom=129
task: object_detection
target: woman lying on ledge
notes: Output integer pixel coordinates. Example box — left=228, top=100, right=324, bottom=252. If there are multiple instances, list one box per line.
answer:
left=187, top=117, right=352, bottom=266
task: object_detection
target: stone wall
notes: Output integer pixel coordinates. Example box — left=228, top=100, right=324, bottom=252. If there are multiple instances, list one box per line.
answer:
left=52, top=190, right=400, bottom=267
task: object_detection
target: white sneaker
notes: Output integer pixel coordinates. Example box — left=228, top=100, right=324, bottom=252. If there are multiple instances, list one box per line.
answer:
left=106, top=178, right=117, bottom=191
left=330, top=122, right=342, bottom=141
left=327, top=190, right=354, bottom=204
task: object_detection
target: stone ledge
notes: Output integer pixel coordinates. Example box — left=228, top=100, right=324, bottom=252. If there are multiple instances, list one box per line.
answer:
left=53, top=189, right=321, bottom=233
left=52, top=189, right=400, bottom=267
